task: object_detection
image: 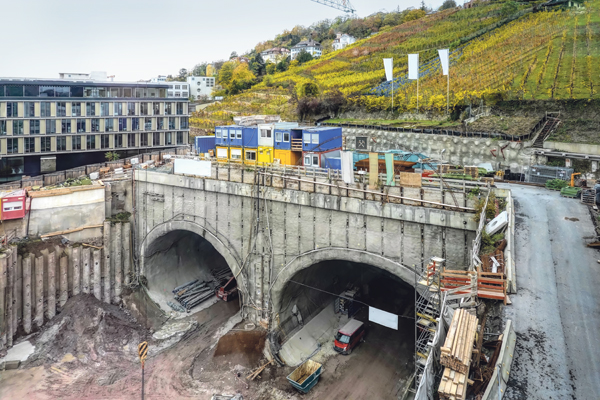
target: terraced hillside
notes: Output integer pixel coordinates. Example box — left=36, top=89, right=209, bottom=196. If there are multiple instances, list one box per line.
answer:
left=195, top=1, right=600, bottom=129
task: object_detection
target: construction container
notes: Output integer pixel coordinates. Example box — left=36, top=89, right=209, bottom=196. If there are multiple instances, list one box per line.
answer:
left=229, top=146, right=243, bottom=162
left=257, top=146, right=274, bottom=164
left=303, top=149, right=341, bottom=170
left=244, top=148, right=258, bottom=163
left=525, top=165, right=573, bottom=184
left=215, top=126, right=230, bottom=146
left=1, top=189, right=29, bottom=220
left=302, top=127, right=342, bottom=152
left=274, top=149, right=302, bottom=166
left=287, top=359, right=323, bottom=394
left=195, top=136, right=215, bottom=155
left=215, top=146, right=229, bottom=160
left=258, top=122, right=299, bottom=147
left=275, top=127, right=303, bottom=150
left=242, top=126, right=259, bottom=148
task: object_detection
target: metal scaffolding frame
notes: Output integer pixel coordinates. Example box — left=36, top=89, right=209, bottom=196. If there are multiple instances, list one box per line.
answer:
left=309, top=0, right=356, bottom=14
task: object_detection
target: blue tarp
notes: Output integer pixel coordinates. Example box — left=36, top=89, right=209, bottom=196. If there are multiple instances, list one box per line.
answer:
left=352, top=150, right=436, bottom=170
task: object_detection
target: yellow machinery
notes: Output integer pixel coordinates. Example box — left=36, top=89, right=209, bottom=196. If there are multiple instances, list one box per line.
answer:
left=570, top=172, right=581, bottom=187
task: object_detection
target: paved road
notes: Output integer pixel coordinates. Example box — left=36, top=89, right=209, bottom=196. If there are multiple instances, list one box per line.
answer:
left=500, top=184, right=600, bottom=400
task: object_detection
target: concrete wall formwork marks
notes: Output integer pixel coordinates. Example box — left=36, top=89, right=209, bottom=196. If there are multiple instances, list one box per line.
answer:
left=135, top=170, right=477, bottom=321
left=0, top=222, right=130, bottom=351
left=343, top=127, right=536, bottom=171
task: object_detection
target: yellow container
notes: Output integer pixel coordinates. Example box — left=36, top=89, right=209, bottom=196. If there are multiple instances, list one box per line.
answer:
left=257, top=146, right=274, bottom=165
left=274, top=149, right=301, bottom=166
left=229, top=146, right=243, bottom=162
left=216, top=146, right=229, bottom=160
left=243, top=148, right=258, bottom=163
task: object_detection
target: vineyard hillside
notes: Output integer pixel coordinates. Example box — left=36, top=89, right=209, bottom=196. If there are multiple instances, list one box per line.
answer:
left=194, top=1, right=600, bottom=131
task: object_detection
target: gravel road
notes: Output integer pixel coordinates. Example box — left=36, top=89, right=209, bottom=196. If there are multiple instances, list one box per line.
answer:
left=500, top=184, right=600, bottom=400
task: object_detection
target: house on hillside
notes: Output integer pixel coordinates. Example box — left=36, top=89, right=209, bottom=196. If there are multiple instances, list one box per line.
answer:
left=541, top=0, right=584, bottom=9
left=261, top=47, right=291, bottom=63
left=187, top=76, right=216, bottom=100
left=291, top=40, right=322, bottom=60
left=332, top=33, right=356, bottom=51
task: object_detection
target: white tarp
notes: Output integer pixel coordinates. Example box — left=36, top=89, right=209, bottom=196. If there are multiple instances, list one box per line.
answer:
left=341, top=151, right=354, bottom=184
left=174, top=159, right=211, bottom=177
left=408, top=54, right=419, bottom=80
left=383, top=58, right=394, bottom=81
left=438, top=49, right=449, bottom=76
left=369, top=306, right=398, bottom=330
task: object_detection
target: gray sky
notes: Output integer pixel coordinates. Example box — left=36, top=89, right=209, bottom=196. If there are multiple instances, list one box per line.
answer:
left=1, top=0, right=448, bottom=82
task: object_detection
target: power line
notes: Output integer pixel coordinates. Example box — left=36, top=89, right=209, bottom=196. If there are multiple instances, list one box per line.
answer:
left=288, top=279, right=415, bottom=320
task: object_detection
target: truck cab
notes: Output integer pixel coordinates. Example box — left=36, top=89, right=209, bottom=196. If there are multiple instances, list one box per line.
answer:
left=334, top=319, right=366, bottom=355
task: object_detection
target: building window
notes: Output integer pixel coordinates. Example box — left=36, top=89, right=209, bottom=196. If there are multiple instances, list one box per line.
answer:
left=311, top=133, right=319, bottom=144
left=29, top=120, right=40, bottom=134
left=46, top=120, right=56, bottom=134
left=25, top=102, right=35, bottom=117
left=7, top=102, right=18, bottom=117
left=115, top=134, right=123, bottom=148
left=174, top=85, right=180, bottom=90
left=177, top=131, right=184, bottom=145
left=91, top=119, right=100, bottom=132
left=168, top=117, right=175, bottom=130
left=284, top=132, right=290, bottom=142
left=165, top=103, right=172, bottom=115
left=153, top=132, right=160, bottom=146
left=100, top=102, right=109, bottom=116
left=141, top=103, right=149, bottom=115
left=114, top=103, right=123, bottom=116
left=86, top=135, right=95, bottom=150
left=128, top=133, right=136, bottom=147
left=229, top=129, right=235, bottom=139
left=41, top=102, right=51, bottom=117
left=275, top=131, right=282, bottom=142
left=180, top=117, right=188, bottom=129
left=215, top=129, right=221, bottom=139
left=41, top=137, right=51, bottom=152
left=13, top=120, right=23, bottom=135
left=176, top=103, right=183, bottom=115
left=260, top=129, right=271, bottom=138
left=140, top=132, right=148, bottom=146
left=105, top=118, right=114, bottom=132
left=57, top=136, right=66, bottom=151
left=153, top=102, right=160, bottom=115
left=236, top=129, right=242, bottom=139
left=132, top=118, right=139, bottom=131
left=145, top=118, right=152, bottom=131
left=101, top=134, right=110, bottom=149
left=72, top=102, right=81, bottom=117
left=182, top=92, right=188, bottom=98
left=165, top=132, right=172, bottom=145
left=119, top=118, right=127, bottom=132
left=7, top=138, right=18, bottom=154
left=76, top=119, right=86, bottom=133
left=62, top=119, right=71, bottom=133
left=57, top=102, right=66, bottom=117
left=158, top=118, right=164, bottom=130
left=127, top=102, right=136, bottom=116
left=72, top=135, right=82, bottom=150
left=86, top=102, right=96, bottom=116
left=245, top=150, right=256, bottom=161
left=24, top=137, right=35, bottom=153
left=0, top=121, right=6, bottom=135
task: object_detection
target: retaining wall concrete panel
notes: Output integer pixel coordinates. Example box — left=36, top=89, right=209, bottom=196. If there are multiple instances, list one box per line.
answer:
left=444, top=228, right=467, bottom=270
left=330, top=211, right=347, bottom=248
left=383, top=219, right=402, bottom=260
left=423, top=189, right=443, bottom=209
left=348, top=214, right=366, bottom=251
left=284, top=204, right=300, bottom=256
left=403, top=222, right=422, bottom=269
left=387, top=186, right=402, bottom=204
left=423, top=225, right=443, bottom=261
left=315, top=178, right=330, bottom=195
left=271, top=201, right=286, bottom=253
left=403, top=187, right=421, bottom=206
left=314, top=208, right=330, bottom=249
left=299, top=207, right=315, bottom=253
left=366, top=216, right=382, bottom=255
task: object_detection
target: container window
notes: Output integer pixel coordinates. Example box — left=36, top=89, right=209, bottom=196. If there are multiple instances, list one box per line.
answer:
left=217, top=148, right=228, bottom=158
left=304, top=135, right=311, bottom=145
left=313, top=155, right=319, bottom=165
left=236, top=130, right=242, bottom=139
left=275, top=131, right=282, bottom=142
left=304, top=155, right=311, bottom=165
left=261, top=129, right=271, bottom=138
left=230, top=130, right=235, bottom=139
left=215, top=129, right=221, bottom=138
left=311, top=134, right=319, bottom=144
left=283, top=132, right=290, bottom=142
left=3, top=201, right=22, bottom=211
left=246, top=151, right=256, bottom=161
left=231, top=149, right=242, bottom=159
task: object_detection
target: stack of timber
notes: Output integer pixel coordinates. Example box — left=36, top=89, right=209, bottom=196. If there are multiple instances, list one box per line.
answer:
left=438, top=308, right=478, bottom=400
left=441, top=309, right=478, bottom=373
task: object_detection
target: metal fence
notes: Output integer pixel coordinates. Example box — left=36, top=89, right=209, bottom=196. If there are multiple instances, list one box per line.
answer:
left=524, top=165, right=573, bottom=184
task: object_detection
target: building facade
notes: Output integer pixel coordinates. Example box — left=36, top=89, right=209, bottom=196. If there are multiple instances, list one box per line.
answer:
left=186, top=76, right=216, bottom=100
left=166, top=82, right=189, bottom=98
left=332, top=33, right=356, bottom=51
left=261, top=47, right=291, bottom=63
left=0, top=78, right=189, bottom=181
left=291, top=40, right=322, bottom=60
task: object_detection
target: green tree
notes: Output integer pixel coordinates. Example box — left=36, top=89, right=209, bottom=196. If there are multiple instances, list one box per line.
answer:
left=276, top=57, right=290, bottom=72
left=192, top=63, right=207, bottom=76
left=228, top=63, right=256, bottom=95
left=105, top=151, right=119, bottom=161
left=439, top=0, right=456, bottom=10
left=300, top=82, right=319, bottom=97
left=230, top=51, right=238, bottom=59
left=403, top=9, right=426, bottom=22
left=501, top=1, right=518, bottom=17
left=217, top=61, right=237, bottom=87
left=296, top=50, right=314, bottom=64
left=266, top=62, right=277, bottom=75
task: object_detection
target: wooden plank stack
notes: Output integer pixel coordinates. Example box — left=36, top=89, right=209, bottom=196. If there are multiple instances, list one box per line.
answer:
left=439, top=367, right=468, bottom=400
left=441, top=309, right=478, bottom=374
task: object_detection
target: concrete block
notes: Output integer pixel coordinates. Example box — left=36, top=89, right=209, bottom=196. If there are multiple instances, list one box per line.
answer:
left=92, top=250, right=101, bottom=300
left=59, top=256, right=68, bottom=308
left=445, top=228, right=467, bottom=270
left=34, top=256, right=44, bottom=329
left=300, top=179, right=315, bottom=193
left=22, top=255, right=32, bottom=334
left=315, top=178, right=330, bottom=195
left=72, top=246, right=81, bottom=296
left=230, top=168, right=242, bottom=183
left=403, top=187, right=422, bottom=206
left=387, top=187, right=403, bottom=204
left=383, top=219, right=402, bottom=259
left=46, top=252, right=56, bottom=320
left=113, top=223, right=122, bottom=302
left=284, top=204, right=300, bottom=256
left=103, top=221, right=111, bottom=303
left=123, top=222, right=131, bottom=285
left=423, top=225, right=443, bottom=262
left=423, top=188, right=443, bottom=209
left=348, top=214, right=366, bottom=251
left=82, top=247, right=91, bottom=295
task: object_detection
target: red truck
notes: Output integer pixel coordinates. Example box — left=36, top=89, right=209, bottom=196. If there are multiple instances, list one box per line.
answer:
left=334, top=319, right=366, bottom=355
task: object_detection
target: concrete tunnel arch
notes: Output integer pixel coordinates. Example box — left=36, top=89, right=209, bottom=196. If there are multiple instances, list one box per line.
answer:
left=139, top=219, right=247, bottom=307
left=269, top=247, right=418, bottom=318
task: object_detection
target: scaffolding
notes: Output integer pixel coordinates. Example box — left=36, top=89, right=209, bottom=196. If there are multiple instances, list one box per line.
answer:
left=414, top=257, right=444, bottom=391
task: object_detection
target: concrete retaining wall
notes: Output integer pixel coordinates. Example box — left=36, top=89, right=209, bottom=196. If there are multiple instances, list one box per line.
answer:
left=544, top=141, right=600, bottom=155
left=0, top=222, right=131, bottom=352
left=342, top=127, right=537, bottom=171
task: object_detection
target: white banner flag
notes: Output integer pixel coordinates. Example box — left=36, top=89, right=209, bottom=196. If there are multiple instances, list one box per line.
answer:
left=383, top=58, right=394, bottom=82
left=369, top=306, right=398, bottom=330
left=408, top=54, right=419, bottom=80
left=438, top=49, right=449, bottom=76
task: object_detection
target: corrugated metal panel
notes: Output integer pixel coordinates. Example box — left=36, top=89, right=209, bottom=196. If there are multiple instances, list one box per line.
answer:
left=242, top=127, right=259, bottom=148
left=195, top=136, right=215, bottom=154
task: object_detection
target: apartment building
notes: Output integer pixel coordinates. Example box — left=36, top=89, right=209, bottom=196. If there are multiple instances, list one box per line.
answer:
left=291, top=40, right=322, bottom=60
left=186, top=76, right=215, bottom=100
left=0, top=78, right=189, bottom=181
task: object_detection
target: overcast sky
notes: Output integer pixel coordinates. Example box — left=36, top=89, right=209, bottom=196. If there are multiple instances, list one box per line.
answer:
left=1, top=0, right=449, bottom=82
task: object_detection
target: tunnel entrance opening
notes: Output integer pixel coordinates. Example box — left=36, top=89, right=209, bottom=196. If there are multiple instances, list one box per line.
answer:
left=143, top=229, right=237, bottom=315
left=276, top=260, right=415, bottom=398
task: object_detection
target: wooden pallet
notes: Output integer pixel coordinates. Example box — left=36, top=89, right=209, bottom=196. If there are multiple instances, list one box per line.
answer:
left=581, top=189, right=595, bottom=205
left=441, top=308, right=478, bottom=374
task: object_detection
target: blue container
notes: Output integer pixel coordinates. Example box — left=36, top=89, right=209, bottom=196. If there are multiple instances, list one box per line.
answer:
left=215, top=125, right=259, bottom=148
left=302, top=127, right=342, bottom=152
left=195, top=136, right=215, bottom=154
left=274, top=128, right=303, bottom=150
left=215, top=126, right=229, bottom=146
left=287, top=361, right=323, bottom=394
left=242, top=126, right=259, bottom=148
